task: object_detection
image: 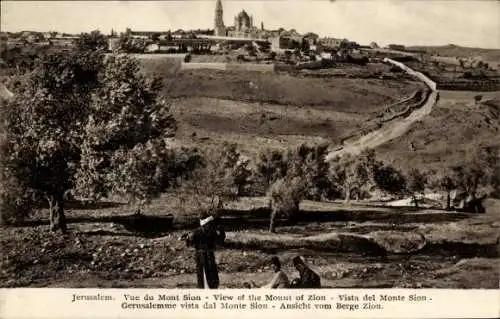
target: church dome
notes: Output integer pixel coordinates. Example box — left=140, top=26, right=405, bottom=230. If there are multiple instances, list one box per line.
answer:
left=236, top=10, right=252, bottom=29
left=237, top=10, right=250, bottom=20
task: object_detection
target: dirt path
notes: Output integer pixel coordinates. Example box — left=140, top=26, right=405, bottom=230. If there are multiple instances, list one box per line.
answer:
left=326, top=61, right=438, bottom=159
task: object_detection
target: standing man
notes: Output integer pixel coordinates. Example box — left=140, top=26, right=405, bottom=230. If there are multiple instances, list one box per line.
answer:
left=186, top=215, right=226, bottom=289
left=290, top=256, right=321, bottom=288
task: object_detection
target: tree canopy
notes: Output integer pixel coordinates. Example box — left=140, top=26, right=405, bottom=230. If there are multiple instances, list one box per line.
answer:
left=0, top=31, right=177, bottom=231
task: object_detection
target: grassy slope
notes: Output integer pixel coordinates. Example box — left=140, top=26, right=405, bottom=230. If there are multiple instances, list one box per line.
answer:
left=376, top=90, right=500, bottom=171
left=163, top=69, right=419, bottom=110
left=138, top=56, right=419, bottom=110
left=138, top=57, right=422, bottom=155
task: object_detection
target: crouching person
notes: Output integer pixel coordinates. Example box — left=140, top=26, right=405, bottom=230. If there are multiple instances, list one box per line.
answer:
left=290, top=256, right=321, bottom=288
left=185, top=215, right=225, bottom=289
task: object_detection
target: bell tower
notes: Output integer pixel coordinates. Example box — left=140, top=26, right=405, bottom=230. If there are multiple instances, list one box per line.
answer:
left=214, top=0, right=226, bottom=36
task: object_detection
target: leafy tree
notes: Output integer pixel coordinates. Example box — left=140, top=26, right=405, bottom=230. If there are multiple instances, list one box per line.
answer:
left=0, top=48, right=103, bottom=231
left=451, top=165, right=485, bottom=202
left=439, top=174, right=456, bottom=210
left=0, top=33, right=177, bottom=231
left=329, top=155, right=369, bottom=203
left=328, top=150, right=376, bottom=203
left=75, top=55, right=176, bottom=213
left=428, top=167, right=457, bottom=210
left=117, top=36, right=147, bottom=53
left=255, top=149, right=288, bottom=190
left=175, top=143, right=245, bottom=219
left=0, top=110, right=32, bottom=225
left=405, top=168, right=427, bottom=208
left=267, top=176, right=306, bottom=233
left=373, top=162, right=407, bottom=198
left=75, top=30, right=108, bottom=52
left=290, top=144, right=330, bottom=200
left=265, top=144, right=329, bottom=232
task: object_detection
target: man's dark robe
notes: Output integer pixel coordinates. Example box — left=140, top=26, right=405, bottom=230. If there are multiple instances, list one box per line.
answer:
left=295, top=266, right=321, bottom=288
left=187, top=224, right=225, bottom=289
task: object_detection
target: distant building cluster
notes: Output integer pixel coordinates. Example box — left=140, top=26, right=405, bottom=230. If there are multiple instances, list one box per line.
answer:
left=0, top=0, right=364, bottom=58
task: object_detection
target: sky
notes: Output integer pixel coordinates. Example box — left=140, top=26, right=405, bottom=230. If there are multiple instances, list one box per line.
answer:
left=1, top=0, right=499, bottom=48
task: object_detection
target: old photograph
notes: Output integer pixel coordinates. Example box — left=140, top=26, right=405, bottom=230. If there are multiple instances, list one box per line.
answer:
left=0, top=0, right=499, bottom=291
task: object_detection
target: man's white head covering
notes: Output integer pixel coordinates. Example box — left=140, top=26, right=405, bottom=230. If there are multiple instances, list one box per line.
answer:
left=200, top=215, right=214, bottom=226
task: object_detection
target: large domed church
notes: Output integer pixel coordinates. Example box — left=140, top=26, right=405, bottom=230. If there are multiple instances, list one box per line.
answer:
left=214, top=0, right=267, bottom=39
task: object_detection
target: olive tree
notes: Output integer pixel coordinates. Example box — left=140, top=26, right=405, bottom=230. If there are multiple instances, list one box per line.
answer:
left=267, top=176, right=306, bottom=233
left=75, top=54, right=176, bottom=213
left=174, top=143, right=247, bottom=220
left=0, top=32, right=177, bottom=231
left=266, top=144, right=327, bottom=232
left=0, top=48, right=103, bottom=231
left=328, top=150, right=376, bottom=203
left=405, top=168, right=427, bottom=208
left=372, top=162, right=407, bottom=198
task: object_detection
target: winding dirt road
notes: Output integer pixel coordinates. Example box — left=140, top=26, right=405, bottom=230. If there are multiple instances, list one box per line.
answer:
left=326, top=60, right=438, bottom=160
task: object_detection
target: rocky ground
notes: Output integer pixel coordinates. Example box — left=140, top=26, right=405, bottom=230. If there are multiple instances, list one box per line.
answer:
left=1, top=199, right=498, bottom=289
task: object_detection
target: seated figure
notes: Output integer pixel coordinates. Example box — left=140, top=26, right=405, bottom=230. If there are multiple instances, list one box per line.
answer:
left=289, top=256, right=321, bottom=288
left=244, top=256, right=289, bottom=289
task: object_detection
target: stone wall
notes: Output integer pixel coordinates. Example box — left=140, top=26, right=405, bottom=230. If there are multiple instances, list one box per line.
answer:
left=181, top=62, right=275, bottom=72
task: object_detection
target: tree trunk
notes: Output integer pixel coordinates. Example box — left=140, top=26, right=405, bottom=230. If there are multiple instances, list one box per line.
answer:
left=413, top=195, right=419, bottom=208
left=446, top=192, right=451, bottom=210
left=48, top=194, right=67, bottom=233
left=289, top=200, right=300, bottom=224
left=344, top=188, right=351, bottom=204
left=269, top=208, right=277, bottom=233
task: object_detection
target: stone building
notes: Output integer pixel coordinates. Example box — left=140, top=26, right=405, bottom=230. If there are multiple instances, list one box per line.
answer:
left=227, top=10, right=266, bottom=39
left=214, top=0, right=267, bottom=39
left=318, top=37, right=346, bottom=49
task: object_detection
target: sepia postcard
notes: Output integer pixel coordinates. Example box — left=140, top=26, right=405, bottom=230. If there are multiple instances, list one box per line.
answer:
left=0, top=0, right=499, bottom=318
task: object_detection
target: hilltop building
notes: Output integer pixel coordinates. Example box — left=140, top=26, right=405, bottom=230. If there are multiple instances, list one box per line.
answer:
left=214, top=0, right=267, bottom=39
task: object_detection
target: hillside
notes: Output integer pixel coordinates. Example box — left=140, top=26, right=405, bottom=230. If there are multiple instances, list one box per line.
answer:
left=376, top=90, right=500, bottom=171
left=408, top=44, right=500, bottom=62
left=136, top=57, right=424, bottom=155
